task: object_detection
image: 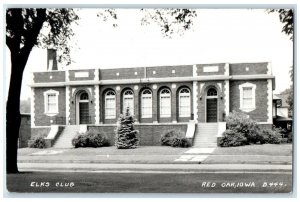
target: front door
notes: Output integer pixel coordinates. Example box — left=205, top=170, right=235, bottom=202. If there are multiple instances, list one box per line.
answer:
left=206, top=98, right=218, bottom=122
left=79, top=102, right=89, bottom=124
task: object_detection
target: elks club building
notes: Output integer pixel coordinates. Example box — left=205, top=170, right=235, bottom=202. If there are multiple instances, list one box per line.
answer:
left=29, top=50, right=275, bottom=148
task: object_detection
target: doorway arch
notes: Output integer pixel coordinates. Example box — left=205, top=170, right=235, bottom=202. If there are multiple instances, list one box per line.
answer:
left=76, top=91, right=90, bottom=124
left=206, top=87, right=218, bottom=122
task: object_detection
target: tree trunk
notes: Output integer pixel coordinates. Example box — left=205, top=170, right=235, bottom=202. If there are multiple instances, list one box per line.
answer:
left=6, top=53, right=27, bottom=174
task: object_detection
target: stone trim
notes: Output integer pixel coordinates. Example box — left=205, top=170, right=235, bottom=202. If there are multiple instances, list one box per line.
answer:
left=31, top=88, right=35, bottom=127
left=94, top=85, right=100, bottom=124
left=43, top=89, right=60, bottom=116
left=193, top=81, right=198, bottom=121
left=29, top=74, right=274, bottom=87
left=224, top=80, right=230, bottom=116
left=65, top=86, right=70, bottom=125
left=267, top=79, right=273, bottom=124
left=239, top=82, right=256, bottom=112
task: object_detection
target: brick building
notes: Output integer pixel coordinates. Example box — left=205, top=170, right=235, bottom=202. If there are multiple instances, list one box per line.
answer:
left=29, top=50, right=275, bottom=148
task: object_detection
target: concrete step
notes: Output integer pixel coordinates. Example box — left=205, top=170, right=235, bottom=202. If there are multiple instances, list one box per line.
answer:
left=53, top=125, right=81, bottom=148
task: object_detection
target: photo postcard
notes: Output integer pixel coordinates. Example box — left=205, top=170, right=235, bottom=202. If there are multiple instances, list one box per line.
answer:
left=4, top=6, right=294, bottom=195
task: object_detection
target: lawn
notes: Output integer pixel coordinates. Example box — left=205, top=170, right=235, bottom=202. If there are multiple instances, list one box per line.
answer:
left=213, top=143, right=292, bottom=156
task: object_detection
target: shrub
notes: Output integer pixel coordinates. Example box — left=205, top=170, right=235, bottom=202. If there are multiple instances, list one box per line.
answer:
left=161, top=130, right=191, bottom=148
left=171, top=137, right=191, bottom=148
left=161, top=130, right=184, bottom=146
left=218, top=129, right=248, bottom=147
left=29, top=136, right=46, bottom=148
left=287, top=132, right=293, bottom=143
left=72, top=130, right=109, bottom=148
left=260, top=128, right=282, bottom=144
left=225, top=111, right=260, bottom=144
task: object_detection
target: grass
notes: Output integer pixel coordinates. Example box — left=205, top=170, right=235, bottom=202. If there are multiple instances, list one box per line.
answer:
left=213, top=143, right=292, bottom=156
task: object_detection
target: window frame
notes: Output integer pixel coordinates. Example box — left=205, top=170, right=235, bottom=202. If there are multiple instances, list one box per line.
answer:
left=104, top=90, right=116, bottom=119
left=178, top=88, right=191, bottom=118
left=239, top=82, right=256, bottom=112
left=160, top=88, right=171, bottom=118
left=43, top=89, right=59, bottom=116
left=141, top=89, right=153, bottom=118
left=123, top=89, right=134, bottom=115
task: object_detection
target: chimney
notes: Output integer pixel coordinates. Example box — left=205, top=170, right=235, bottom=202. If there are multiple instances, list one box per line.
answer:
left=47, top=49, right=58, bottom=71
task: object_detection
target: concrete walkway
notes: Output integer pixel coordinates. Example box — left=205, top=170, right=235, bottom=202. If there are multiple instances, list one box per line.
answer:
left=18, top=163, right=292, bottom=173
left=18, top=145, right=292, bottom=165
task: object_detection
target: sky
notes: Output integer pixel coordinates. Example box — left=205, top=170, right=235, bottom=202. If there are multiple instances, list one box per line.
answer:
left=5, top=8, right=293, bottom=100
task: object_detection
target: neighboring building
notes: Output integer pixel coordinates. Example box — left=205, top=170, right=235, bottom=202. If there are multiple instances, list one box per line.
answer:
left=18, top=113, right=31, bottom=148
left=29, top=50, right=275, bottom=148
left=273, top=93, right=292, bottom=131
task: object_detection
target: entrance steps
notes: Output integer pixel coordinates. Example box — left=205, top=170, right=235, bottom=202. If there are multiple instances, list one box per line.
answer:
left=53, top=125, right=81, bottom=148
left=193, top=123, right=219, bottom=148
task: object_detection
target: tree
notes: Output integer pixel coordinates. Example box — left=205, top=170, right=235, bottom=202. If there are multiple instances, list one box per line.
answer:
left=6, top=8, right=196, bottom=173
left=115, top=107, right=139, bottom=149
left=6, top=8, right=78, bottom=173
left=286, top=66, right=293, bottom=117
left=268, top=9, right=293, bottom=40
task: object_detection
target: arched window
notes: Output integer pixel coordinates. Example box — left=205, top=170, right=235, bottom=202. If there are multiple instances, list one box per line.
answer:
left=179, top=88, right=191, bottom=117
left=141, top=89, right=152, bottom=118
left=105, top=90, right=116, bottom=119
left=80, top=92, right=89, bottom=101
left=123, top=89, right=134, bottom=115
left=160, top=88, right=171, bottom=117
left=207, top=88, right=217, bottom=97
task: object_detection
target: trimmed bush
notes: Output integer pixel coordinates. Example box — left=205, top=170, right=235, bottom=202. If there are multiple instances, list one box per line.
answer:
left=72, top=130, right=109, bottom=148
left=161, top=130, right=191, bottom=148
left=161, top=130, right=184, bottom=146
left=260, top=128, right=282, bottom=144
left=29, top=136, right=46, bottom=148
left=218, top=129, right=248, bottom=147
left=171, top=137, right=191, bottom=148
left=225, top=111, right=260, bottom=144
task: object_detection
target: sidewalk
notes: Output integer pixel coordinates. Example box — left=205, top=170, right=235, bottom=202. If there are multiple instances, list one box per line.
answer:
left=17, top=144, right=293, bottom=166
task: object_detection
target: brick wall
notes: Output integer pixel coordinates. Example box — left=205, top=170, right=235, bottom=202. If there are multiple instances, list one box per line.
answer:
left=69, top=69, right=95, bottom=81
left=229, top=80, right=268, bottom=122
left=146, top=65, right=193, bottom=78
left=197, top=63, right=226, bottom=76
left=100, top=67, right=145, bottom=80
left=34, top=87, right=66, bottom=126
left=18, top=114, right=31, bottom=148
left=31, top=127, right=51, bottom=140
left=34, top=71, right=65, bottom=83
left=230, top=62, right=268, bottom=75
left=88, top=124, right=187, bottom=146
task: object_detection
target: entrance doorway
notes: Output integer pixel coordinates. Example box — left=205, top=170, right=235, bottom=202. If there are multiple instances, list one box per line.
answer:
left=76, top=91, right=90, bottom=124
left=206, top=88, right=218, bottom=122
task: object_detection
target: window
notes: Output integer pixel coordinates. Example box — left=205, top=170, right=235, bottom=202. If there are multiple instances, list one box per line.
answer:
left=239, top=83, right=256, bottom=112
left=207, top=88, right=217, bottom=96
left=160, top=88, right=171, bottom=117
left=44, top=89, right=59, bottom=116
left=141, top=89, right=152, bottom=118
left=179, top=88, right=191, bottom=117
left=80, top=92, right=89, bottom=100
left=123, top=90, right=134, bottom=115
left=105, top=90, right=116, bottom=119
